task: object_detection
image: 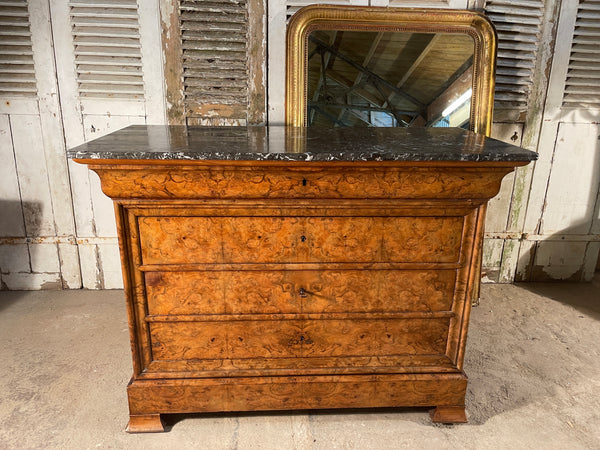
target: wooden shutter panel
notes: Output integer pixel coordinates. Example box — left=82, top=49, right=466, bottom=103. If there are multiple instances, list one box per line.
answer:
left=484, top=0, right=544, bottom=116
left=180, top=0, right=249, bottom=122
left=69, top=0, right=144, bottom=99
left=0, top=0, right=36, bottom=97
left=562, top=0, right=600, bottom=108
left=162, top=0, right=265, bottom=126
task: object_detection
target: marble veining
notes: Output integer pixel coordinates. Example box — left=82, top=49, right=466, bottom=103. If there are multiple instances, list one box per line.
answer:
left=67, top=125, right=538, bottom=162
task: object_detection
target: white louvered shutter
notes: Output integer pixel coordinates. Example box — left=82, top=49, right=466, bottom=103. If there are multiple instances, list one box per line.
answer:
left=0, top=0, right=36, bottom=97
left=562, top=0, right=600, bottom=108
left=484, top=0, right=544, bottom=117
left=69, top=0, right=144, bottom=100
left=180, top=0, right=249, bottom=123
left=48, top=0, right=166, bottom=289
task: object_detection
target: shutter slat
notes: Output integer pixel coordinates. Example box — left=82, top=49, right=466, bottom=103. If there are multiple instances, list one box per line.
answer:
left=497, top=41, right=537, bottom=52
left=182, top=30, right=246, bottom=43
left=184, top=60, right=246, bottom=70
left=77, top=74, right=144, bottom=85
left=0, top=64, right=34, bottom=73
left=78, top=86, right=144, bottom=95
left=69, top=0, right=138, bottom=7
left=577, top=10, right=600, bottom=19
left=573, top=26, right=600, bottom=36
left=73, top=36, right=141, bottom=48
left=181, top=21, right=244, bottom=32
left=185, top=68, right=246, bottom=78
left=182, top=41, right=246, bottom=52
left=183, top=49, right=246, bottom=61
left=496, top=67, right=532, bottom=77
left=69, top=0, right=144, bottom=99
left=76, top=56, right=141, bottom=66
left=565, top=77, right=600, bottom=86
left=70, top=16, right=139, bottom=28
left=77, top=64, right=141, bottom=74
left=74, top=46, right=141, bottom=57
left=70, top=7, right=138, bottom=19
left=563, top=94, right=600, bottom=103
left=497, top=57, right=535, bottom=69
left=496, top=76, right=533, bottom=86
left=572, top=35, right=600, bottom=44
left=569, top=53, right=600, bottom=62
left=0, top=26, right=30, bottom=36
left=493, top=23, right=540, bottom=34
left=485, top=5, right=543, bottom=17
left=0, top=45, right=32, bottom=55
left=567, top=69, right=600, bottom=78
left=485, top=0, right=544, bottom=110
left=0, top=1, right=36, bottom=97
left=72, top=26, right=139, bottom=38
left=180, top=10, right=246, bottom=24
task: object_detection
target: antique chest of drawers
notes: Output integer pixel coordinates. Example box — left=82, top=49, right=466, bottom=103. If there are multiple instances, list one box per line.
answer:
left=70, top=125, right=536, bottom=432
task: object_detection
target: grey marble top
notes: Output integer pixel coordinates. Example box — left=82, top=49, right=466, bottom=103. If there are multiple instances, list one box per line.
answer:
left=68, top=125, right=537, bottom=163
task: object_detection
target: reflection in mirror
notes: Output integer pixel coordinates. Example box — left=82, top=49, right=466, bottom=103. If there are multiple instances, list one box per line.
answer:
left=307, top=31, right=474, bottom=128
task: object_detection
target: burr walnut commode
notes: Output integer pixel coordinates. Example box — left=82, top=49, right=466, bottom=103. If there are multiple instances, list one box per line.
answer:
left=69, top=7, right=537, bottom=432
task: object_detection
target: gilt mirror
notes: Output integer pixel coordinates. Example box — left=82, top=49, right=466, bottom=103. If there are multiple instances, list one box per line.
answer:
left=286, top=5, right=496, bottom=136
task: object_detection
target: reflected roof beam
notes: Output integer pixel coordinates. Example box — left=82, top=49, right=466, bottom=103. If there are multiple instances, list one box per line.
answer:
left=337, top=32, right=384, bottom=122
left=383, top=35, right=440, bottom=108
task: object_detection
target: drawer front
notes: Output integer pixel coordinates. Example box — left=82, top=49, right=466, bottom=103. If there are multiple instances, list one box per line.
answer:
left=139, top=216, right=463, bottom=265
left=149, top=318, right=450, bottom=361
left=145, top=270, right=456, bottom=315
left=98, top=167, right=505, bottom=200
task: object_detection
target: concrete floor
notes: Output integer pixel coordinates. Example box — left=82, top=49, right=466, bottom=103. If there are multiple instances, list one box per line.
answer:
left=1, top=278, right=599, bottom=449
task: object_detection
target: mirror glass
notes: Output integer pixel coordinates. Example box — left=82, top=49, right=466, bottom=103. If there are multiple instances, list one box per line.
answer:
left=307, top=30, right=474, bottom=128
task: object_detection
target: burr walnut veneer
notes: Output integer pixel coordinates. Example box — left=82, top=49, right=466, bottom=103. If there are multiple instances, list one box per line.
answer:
left=70, top=125, right=536, bottom=432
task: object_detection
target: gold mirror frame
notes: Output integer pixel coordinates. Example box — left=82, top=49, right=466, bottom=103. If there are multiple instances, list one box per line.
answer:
left=286, top=5, right=497, bottom=136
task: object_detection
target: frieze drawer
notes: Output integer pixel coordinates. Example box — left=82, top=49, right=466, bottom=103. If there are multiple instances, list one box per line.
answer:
left=92, top=166, right=509, bottom=200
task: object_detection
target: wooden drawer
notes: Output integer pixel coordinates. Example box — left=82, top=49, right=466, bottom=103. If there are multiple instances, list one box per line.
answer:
left=96, top=166, right=507, bottom=200
left=138, top=216, right=463, bottom=265
left=148, top=318, right=450, bottom=362
left=145, top=270, right=457, bottom=315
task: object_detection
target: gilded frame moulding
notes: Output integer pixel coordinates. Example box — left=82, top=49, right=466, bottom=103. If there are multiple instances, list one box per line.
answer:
left=285, top=5, right=497, bottom=136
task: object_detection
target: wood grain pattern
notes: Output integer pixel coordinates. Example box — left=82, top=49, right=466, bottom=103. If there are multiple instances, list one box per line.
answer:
left=143, top=354, right=456, bottom=378
left=79, top=154, right=525, bottom=429
left=429, top=405, right=468, bottom=423
left=125, top=414, right=164, bottom=433
left=93, top=165, right=512, bottom=200
left=145, top=270, right=456, bottom=315
left=149, top=318, right=449, bottom=362
left=127, top=373, right=468, bottom=414
left=139, top=216, right=463, bottom=265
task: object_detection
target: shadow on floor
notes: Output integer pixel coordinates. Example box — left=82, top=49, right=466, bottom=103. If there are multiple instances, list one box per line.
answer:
left=516, top=272, right=600, bottom=321
left=161, top=407, right=427, bottom=432
left=0, top=290, right=31, bottom=313
left=464, top=275, right=600, bottom=425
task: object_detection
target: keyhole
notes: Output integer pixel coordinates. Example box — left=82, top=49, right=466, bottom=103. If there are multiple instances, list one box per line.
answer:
left=302, top=178, right=307, bottom=186
left=300, top=235, right=306, bottom=242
